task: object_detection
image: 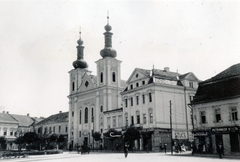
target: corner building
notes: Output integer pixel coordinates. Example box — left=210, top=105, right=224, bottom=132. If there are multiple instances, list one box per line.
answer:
left=68, top=19, right=200, bottom=151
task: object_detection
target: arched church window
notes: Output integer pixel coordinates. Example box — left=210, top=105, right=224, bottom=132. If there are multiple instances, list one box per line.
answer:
left=72, top=82, right=75, bottom=91
left=79, top=110, right=81, bottom=124
left=85, top=107, right=88, bottom=123
left=112, top=72, right=116, bottom=82
left=100, top=72, right=103, bottom=83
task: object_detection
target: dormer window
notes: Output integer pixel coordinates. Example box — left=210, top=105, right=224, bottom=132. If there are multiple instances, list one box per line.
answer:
left=136, top=83, right=139, bottom=87
left=142, top=81, right=145, bottom=85
left=130, top=84, right=133, bottom=89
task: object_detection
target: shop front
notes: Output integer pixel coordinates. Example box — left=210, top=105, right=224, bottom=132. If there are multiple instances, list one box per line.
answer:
left=192, top=129, right=212, bottom=153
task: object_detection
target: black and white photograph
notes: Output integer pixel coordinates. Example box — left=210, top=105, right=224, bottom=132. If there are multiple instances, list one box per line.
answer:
left=0, top=0, right=240, bottom=161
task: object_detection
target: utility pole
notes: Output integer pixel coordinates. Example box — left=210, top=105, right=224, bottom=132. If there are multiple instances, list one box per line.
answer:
left=170, top=100, right=173, bottom=155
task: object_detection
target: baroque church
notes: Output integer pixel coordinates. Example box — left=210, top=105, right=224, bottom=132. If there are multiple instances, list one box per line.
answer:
left=68, top=17, right=200, bottom=151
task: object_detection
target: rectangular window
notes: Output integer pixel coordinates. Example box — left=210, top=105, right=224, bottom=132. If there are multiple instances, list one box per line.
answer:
left=130, top=85, right=133, bottom=89
left=49, top=127, right=51, bottom=133
left=149, top=93, right=152, bottom=102
left=136, top=83, right=139, bottom=87
left=231, top=107, right=238, bottom=121
left=200, top=111, right=206, bottom=124
left=131, top=116, right=134, bottom=125
left=112, top=116, right=116, bottom=128
left=143, top=114, right=146, bottom=124
left=53, top=126, right=55, bottom=132
left=79, top=131, right=81, bottom=138
left=189, top=96, right=193, bottom=102
left=107, top=117, right=111, bottom=128
left=215, top=109, right=221, bottom=122
left=137, top=114, right=140, bottom=124
left=65, top=126, right=68, bottom=133
left=125, top=99, right=128, bottom=107
left=10, top=131, right=13, bottom=136
left=118, top=115, right=122, bottom=127
left=142, top=81, right=145, bottom=85
left=189, top=82, right=193, bottom=88
left=142, top=95, right=145, bottom=104
left=136, top=96, right=139, bottom=105
left=150, top=113, right=153, bottom=123
left=131, top=97, right=133, bottom=106
left=59, top=126, right=61, bottom=133
left=126, top=116, right=128, bottom=126
left=4, top=131, right=7, bottom=136
left=72, top=111, right=74, bottom=117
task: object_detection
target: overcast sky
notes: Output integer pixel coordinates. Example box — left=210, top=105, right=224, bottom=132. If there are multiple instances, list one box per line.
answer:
left=0, top=0, right=239, bottom=118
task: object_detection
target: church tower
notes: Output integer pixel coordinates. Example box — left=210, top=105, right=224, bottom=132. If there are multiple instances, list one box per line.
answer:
left=95, top=15, right=122, bottom=112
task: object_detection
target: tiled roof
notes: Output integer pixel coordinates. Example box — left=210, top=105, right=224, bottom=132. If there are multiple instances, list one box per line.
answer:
left=35, top=112, right=68, bottom=126
left=192, top=63, right=240, bottom=104
left=10, top=114, right=34, bottom=127
left=179, top=72, right=191, bottom=80
left=153, top=69, right=180, bottom=81
left=203, top=63, right=240, bottom=83
left=0, top=113, right=18, bottom=124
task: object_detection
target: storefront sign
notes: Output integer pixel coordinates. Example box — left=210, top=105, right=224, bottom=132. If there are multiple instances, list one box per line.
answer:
left=194, top=132, right=208, bottom=136
left=172, top=131, right=187, bottom=139
left=211, top=127, right=239, bottom=133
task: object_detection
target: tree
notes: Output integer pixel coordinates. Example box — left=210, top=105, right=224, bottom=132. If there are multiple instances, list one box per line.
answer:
left=23, top=132, right=39, bottom=144
left=123, top=126, right=141, bottom=150
left=0, top=136, right=7, bottom=150
left=92, top=132, right=102, bottom=142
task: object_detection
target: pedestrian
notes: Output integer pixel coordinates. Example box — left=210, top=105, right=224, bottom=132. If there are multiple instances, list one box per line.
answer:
left=145, top=144, right=149, bottom=153
left=124, top=142, right=129, bottom=158
left=218, top=144, right=224, bottom=159
left=164, top=143, right=167, bottom=154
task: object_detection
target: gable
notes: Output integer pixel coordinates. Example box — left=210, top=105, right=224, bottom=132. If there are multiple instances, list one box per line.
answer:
left=127, top=68, right=150, bottom=83
left=78, top=74, right=97, bottom=92
left=180, top=72, right=200, bottom=82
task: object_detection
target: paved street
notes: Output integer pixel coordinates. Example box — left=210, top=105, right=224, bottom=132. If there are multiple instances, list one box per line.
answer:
left=1, top=151, right=239, bottom=162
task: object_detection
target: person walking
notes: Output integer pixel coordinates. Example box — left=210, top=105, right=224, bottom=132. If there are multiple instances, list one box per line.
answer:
left=124, top=142, right=129, bottom=158
left=164, top=143, right=167, bottom=154
left=218, top=144, right=224, bottom=159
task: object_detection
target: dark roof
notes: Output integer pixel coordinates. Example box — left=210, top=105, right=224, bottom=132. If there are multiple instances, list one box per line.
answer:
left=0, top=113, right=18, bottom=124
left=10, top=114, right=34, bottom=127
left=192, top=63, right=240, bottom=104
left=103, top=108, right=123, bottom=114
left=203, top=63, right=240, bottom=83
left=153, top=69, right=180, bottom=81
left=35, top=112, right=68, bottom=126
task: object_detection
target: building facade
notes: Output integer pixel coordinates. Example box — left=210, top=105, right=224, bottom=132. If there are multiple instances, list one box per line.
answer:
left=191, top=63, right=240, bottom=155
left=68, top=18, right=200, bottom=151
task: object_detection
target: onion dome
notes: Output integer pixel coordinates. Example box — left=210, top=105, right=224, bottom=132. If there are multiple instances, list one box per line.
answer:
left=72, top=31, right=88, bottom=69
left=100, top=15, right=117, bottom=58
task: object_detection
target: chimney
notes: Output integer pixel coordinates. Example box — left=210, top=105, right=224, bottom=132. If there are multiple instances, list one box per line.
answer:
left=59, top=111, right=62, bottom=114
left=3, top=111, right=5, bottom=113
left=6, top=111, right=9, bottom=114
left=164, top=67, right=170, bottom=72
left=27, top=113, right=29, bottom=116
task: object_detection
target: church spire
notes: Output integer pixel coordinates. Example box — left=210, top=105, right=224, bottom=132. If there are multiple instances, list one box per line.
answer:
left=72, top=28, right=88, bottom=69
left=100, top=12, right=117, bottom=58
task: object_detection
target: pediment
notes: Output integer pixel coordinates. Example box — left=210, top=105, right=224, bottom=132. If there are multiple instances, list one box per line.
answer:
left=78, top=74, right=96, bottom=92
left=127, top=68, right=150, bottom=83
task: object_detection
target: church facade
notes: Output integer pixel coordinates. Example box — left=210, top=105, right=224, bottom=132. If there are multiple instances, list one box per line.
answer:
left=68, top=18, right=200, bottom=151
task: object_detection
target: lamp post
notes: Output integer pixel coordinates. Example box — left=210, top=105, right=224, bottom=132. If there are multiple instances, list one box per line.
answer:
left=170, top=100, right=173, bottom=155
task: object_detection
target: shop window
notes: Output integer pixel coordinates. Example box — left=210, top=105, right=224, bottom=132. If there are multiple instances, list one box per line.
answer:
left=200, top=111, right=206, bottom=124
left=231, top=107, right=238, bottom=121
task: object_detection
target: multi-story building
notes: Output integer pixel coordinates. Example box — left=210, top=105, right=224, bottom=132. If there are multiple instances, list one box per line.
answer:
left=190, top=63, right=240, bottom=155
left=121, top=68, right=199, bottom=151
left=68, top=17, right=200, bottom=151
left=34, top=111, right=68, bottom=137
